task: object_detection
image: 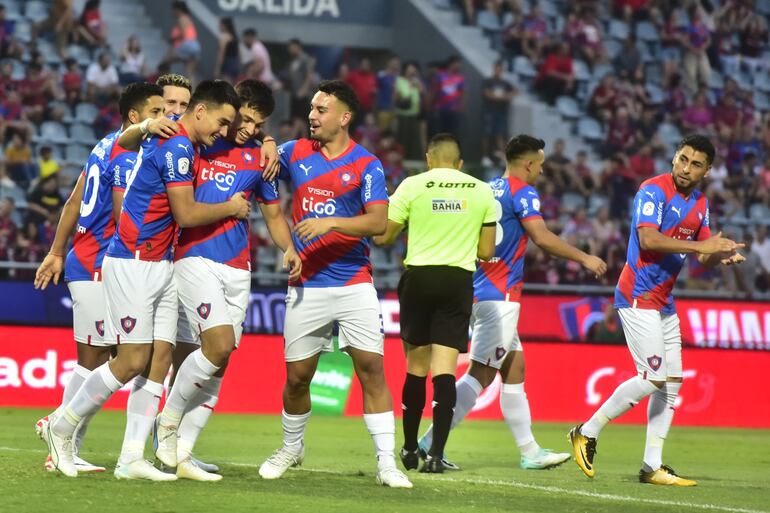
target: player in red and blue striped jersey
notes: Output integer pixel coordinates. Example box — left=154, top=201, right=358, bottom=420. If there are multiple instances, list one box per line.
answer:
left=418, top=135, right=605, bottom=471
left=155, top=80, right=300, bottom=481
left=41, top=81, right=249, bottom=480
left=570, top=135, right=745, bottom=486
left=33, top=82, right=165, bottom=474
left=255, top=80, right=411, bottom=488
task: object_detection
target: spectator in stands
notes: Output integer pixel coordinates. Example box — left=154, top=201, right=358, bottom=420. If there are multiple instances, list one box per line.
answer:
left=659, top=9, right=684, bottom=84
left=723, top=232, right=760, bottom=298
left=61, top=58, right=83, bottom=105
left=574, top=150, right=597, bottom=193
left=96, top=91, right=121, bottom=134
left=535, top=42, right=574, bottom=106
left=458, top=0, right=477, bottom=25
left=33, top=0, right=75, bottom=59
left=482, top=60, right=516, bottom=160
left=603, top=154, right=634, bottom=217
left=19, top=63, right=55, bottom=124
left=590, top=205, right=621, bottom=250
left=634, top=107, right=665, bottom=155
left=563, top=206, right=593, bottom=244
left=662, top=72, right=688, bottom=125
left=627, top=143, right=655, bottom=181
left=38, top=146, right=60, bottom=181
left=76, top=0, right=106, bottom=48
left=431, top=55, right=465, bottom=136
left=682, top=6, right=712, bottom=93
left=604, top=107, right=636, bottom=156
left=612, top=36, right=641, bottom=80
left=714, top=15, right=741, bottom=76
left=25, top=174, right=63, bottom=226
left=588, top=74, right=617, bottom=124
left=4, top=133, right=33, bottom=188
left=0, top=197, right=16, bottom=272
left=543, top=138, right=571, bottom=191
left=376, top=56, right=400, bottom=132
left=241, top=29, right=277, bottom=87
left=394, top=61, right=424, bottom=161
left=753, top=224, right=770, bottom=285
left=681, top=89, right=714, bottom=135
left=516, top=3, right=550, bottom=64
left=119, top=36, right=146, bottom=85
left=707, top=152, right=729, bottom=192
left=345, top=57, right=377, bottom=116
left=163, top=1, right=201, bottom=80
left=285, top=38, right=316, bottom=136
left=537, top=181, right=561, bottom=230
left=215, top=17, right=240, bottom=82
left=0, top=5, right=22, bottom=60
left=576, top=6, right=606, bottom=69
left=714, top=92, right=742, bottom=142
left=353, top=112, right=381, bottom=153
left=739, top=15, right=768, bottom=75
left=86, top=51, right=120, bottom=107
left=11, top=219, right=46, bottom=280
left=588, top=302, right=624, bottom=343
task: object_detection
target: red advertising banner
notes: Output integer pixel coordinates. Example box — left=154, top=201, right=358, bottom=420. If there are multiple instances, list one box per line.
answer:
left=2, top=326, right=769, bottom=427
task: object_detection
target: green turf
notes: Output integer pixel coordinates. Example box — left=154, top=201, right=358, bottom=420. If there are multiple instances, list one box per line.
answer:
left=1, top=408, right=769, bottom=513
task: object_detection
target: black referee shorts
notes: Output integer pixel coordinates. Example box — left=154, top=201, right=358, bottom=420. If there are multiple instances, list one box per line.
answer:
left=397, top=265, right=473, bottom=352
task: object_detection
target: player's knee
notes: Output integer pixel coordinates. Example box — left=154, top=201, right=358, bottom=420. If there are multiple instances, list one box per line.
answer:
left=285, top=371, right=313, bottom=393
left=649, top=379, right=666, bottom=389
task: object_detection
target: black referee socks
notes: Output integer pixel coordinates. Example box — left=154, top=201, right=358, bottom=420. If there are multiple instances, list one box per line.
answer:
left=402, top=373, right=427, bottom=451
left=430, top=374, right=457, bottom=458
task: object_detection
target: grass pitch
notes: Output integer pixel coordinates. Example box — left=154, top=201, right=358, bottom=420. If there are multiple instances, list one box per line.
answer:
left=1, top=408, right=768, bottom=513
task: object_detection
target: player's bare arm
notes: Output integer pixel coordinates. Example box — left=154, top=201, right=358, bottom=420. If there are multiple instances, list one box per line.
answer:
left=524, top=217, right=607, bottom=277
left=696, top=232, right=747, bottom=267
left=258, top=136, right=280, bottom=181
left=477, top=225, right=496, bottom=261
left=373, top=220, right=404, bottom=246
left=640, top=227, right=743, bottom=256
left=34, top=173, right=86, bottom=290
left=260, top=202, right=301, bottom=281
left=167, top=186, right=250, bottom=228
left=294, top=203, right=388, bottom=242
left=117, top=117, right=179, bottom=151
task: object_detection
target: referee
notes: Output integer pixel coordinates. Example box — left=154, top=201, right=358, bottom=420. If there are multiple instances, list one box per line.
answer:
left=374, top=133, right=497, bottom=473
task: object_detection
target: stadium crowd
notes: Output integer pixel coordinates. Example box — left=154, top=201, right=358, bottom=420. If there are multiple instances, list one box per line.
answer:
left=0, top=0, right=769, bottom=297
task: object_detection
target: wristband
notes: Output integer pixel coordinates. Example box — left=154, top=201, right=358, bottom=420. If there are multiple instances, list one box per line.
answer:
left=48, top=251, right=64, bottom=257
left=139, top=118, right=151, bottom=135
left=262, top=136, right=276, bottom=143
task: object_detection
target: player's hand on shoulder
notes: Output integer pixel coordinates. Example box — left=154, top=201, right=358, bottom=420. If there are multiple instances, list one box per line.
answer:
left=283, top=246, right=302, bottom=282
left=148, top=118, right=179, bottom=138
left=260, top=139, right=280, bottom=181
left=582, top=254, right=608, bottom=279
left=294, top=217, right=333, bottom=243
left=34, top=253, right=64, bottom=290
left=228, top=191, right=251, bottom=219
left=698, top=231, right=745, bottom=255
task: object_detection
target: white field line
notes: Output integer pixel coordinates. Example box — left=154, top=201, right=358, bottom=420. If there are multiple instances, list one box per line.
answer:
left=2, top=446, right=766, bottom=513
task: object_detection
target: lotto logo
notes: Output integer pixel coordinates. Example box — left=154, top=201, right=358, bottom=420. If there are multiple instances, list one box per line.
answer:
left=302, top=197, right=337, bottom=216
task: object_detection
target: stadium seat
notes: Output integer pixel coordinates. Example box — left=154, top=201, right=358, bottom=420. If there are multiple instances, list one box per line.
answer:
left=591, top=63, right=613, bottom=81
left=1, top=1, right=22, bottom=20
left=14, top=20, right=31, bottom=43
left=658, top=122, right=682, bottom=148
left=588, top=194, right=609, bottom=214
left=64, top=144, right=92, bottom=166
left=750, top=204, right=770, bottom=223
left=758, top=0, right=770, bottom=15
left=23, top=1, right=48, bottom=23
left=68, top=45, right=92, bottom=68
left=556, top=96, right=581, bottom=120
left=608, top=19, right=630, bottom=41
left=577, top=118, right=603, bottom=142
left=646, top=83, right=664, bottom=104
left=561, top=192, right=586, bottom=214
left=604, top=39, right=622, bottom=60
left=572, top=59, right=591, bottom=82
left=34, top=121, right=69, bottom=145
left=708, top=72, right=724, bottom=90
left=74, top=103, right=99, bottom=125
left=513, top=56, right=537, bottom=79
left=756, top=92, right=770, bottom=112
left=755, top=72, right=770, bottom=94
left=69, top=123, right=97, bottom=145
left=431, top=0, right=453, bottom=9
left=635, top=21, right=659, bottom=43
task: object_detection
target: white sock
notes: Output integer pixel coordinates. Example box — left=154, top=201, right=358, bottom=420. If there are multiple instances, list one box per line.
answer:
left=282, top=409, right=310, bottom=452
left=74, top=411, right=95, bottom=455
left=581, top=376, right=658, bottom=439
left=500, top=383, right=540, bottom=458
left=119, top=377, right=164, bottom=465
left=421, top=373, right=482, bottom=449
left=61, top=364, right=90, bottom=407
left=54, top=362, right=122, bottom=437
left=177, top=376, right=223, bottom=462
left=364, top=411, right=396, bottom=470
left=162, top=349, right=219, bottom=425
left=643, top=381, right=682, bottom=472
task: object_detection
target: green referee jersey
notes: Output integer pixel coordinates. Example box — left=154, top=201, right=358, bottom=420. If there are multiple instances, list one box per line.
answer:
left=388, top=167, right=497, bottom=272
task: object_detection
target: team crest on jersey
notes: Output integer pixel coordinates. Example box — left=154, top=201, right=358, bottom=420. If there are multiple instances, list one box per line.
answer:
left=495, top=347, right=506, bottom=360
left=242, top=150, right=254, bottom=164
left=197, top=302, right=212, bottom=320
left=647, top=355, right=662, bottom=371
left=95, top=320, right=105, bottom=337
left=339, top=171, right=352, bottom=186
left=121, top=316, right=137, bottom=334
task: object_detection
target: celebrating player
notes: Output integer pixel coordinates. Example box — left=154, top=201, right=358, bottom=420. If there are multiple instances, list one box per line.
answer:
left=569, top=134, right=745, bottom=485
left=252, top=80, right=411, bottom=488
left=33, top=82, right=165, bottom=474
left=415, top=135, right=606, bottom=470
left=152, top=79, right=301, bottom=480
left=39, top=80, right=249, bottom=479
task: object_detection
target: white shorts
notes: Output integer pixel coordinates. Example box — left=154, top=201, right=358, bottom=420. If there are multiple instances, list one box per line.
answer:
left=617, top=308, right=682, bottom=380
left=469, top=301, right=521, bottom=369
left=283, top=283, right=384, bottom=362
left=68, top=280, right=113, bottom=347
left=175, top=303, right=195, bottom=344
left=174, top=257, right=251, bottom=346
left=102, top=256, right=178, bottom=345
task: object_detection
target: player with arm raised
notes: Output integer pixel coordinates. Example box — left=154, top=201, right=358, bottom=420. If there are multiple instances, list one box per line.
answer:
left=569, top=134, right=744, bottom=486
left=152, top=79, right=301, bottom=481
left=415, top=134, right=607, bottom=471
left=39, top=80, right=248, bottom=480
left=33, top=82, right=165, bottom=474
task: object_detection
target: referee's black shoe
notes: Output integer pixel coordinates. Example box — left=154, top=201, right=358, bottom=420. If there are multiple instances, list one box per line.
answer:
left=399, top=447, right=420, bottom=470
left=419, top=455, right=445, bottom=474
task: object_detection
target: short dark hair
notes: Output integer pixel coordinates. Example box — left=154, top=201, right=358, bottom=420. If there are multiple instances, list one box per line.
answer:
left=119, top=82, right=163, bottom=122
left=677, top=134, right=715, bottom=166
left=188, top=79, right=241, bottom=112
left=318, top=80, right=359, bottom=120
left=505, top=134, right=545, bottom=163
left=243, top=28, right=256, bottom=38
left=428, top=133, right=461, bottom=152
left=235, top=79, right=275, bottom=117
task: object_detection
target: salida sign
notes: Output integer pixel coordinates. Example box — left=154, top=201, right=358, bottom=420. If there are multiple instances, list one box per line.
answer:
left=207, top=0, right=391, bottom=24
left=2, top=326, right=769, bottom=428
